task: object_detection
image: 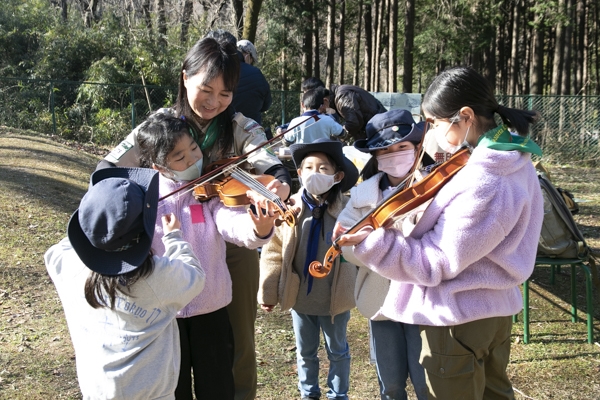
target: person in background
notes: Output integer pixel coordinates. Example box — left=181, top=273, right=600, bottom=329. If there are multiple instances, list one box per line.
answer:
left=328, top=84, right=387, bottom=141
left=237, top=39, right=258, bottom=66
left=283, top=87, right=345, bottom=145
left=45, top=167, right=206, bottom=400
left=136, top=113, right=276, bottom=399
left=275, top=78, right=340, bottom=137
left=336, top=109, right=429, bottom=400
left=258, top=138, right=359, bottom=400
left=103, top=36, right=291, bottom=400
left=333, top=66, right=544, bottom=400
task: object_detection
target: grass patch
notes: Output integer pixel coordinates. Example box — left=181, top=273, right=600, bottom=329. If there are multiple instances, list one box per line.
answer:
left=0, top=126, right=599, bottom=399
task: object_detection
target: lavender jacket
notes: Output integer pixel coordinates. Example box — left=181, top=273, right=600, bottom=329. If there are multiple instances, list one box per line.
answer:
left=353, top=146, right=544, bottom=326
left=152, top=175, right=273, bottom=318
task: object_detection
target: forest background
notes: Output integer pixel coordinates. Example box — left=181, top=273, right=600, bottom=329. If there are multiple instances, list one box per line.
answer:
left=2, top=0, right=600, bottom=164
left=4, top=0, right=600, bottom=95
left=1, top=1, right=600, bottom=398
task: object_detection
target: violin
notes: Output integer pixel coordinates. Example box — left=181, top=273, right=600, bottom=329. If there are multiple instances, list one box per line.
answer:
left=193, top=159, right=298, bottom=227
left=308, top=147, right=471, bottom=278
left=158, top=114, right=319, bottom=203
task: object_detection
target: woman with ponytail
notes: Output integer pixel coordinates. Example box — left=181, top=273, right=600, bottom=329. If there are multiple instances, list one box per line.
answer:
left=334, top=66, right=544, bottom=400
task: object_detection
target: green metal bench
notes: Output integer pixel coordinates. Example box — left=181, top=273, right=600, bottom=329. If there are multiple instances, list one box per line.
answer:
left=514, top=257, right=594, bottom=344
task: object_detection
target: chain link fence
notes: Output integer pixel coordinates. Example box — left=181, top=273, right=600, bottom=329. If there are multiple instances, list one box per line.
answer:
left=497, top=94, right=600, bottom=165
left=1, top=77, right=599, bottom=165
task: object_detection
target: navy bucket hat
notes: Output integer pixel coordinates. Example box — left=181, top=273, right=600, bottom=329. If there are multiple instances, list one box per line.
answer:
left=354, top=109, right=425, bottom=153
left=68, top=167, right=159, bottom=276
left=290, top=138, right=359, bottom=193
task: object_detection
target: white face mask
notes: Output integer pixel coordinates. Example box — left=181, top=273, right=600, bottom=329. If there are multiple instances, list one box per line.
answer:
left=376, top=149, right=416, bottom=178
left=169, top=158, right=204, bottom=182
left=301, top=172, right=340, bottom=196
left=434, top=118, right=471, bottom=154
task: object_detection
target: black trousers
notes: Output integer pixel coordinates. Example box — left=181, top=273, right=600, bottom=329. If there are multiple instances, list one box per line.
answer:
left=175, top=307, right=235, bottom=400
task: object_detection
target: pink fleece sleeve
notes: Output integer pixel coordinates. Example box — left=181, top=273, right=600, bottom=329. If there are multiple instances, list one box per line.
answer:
left=352, top=171, right=526, bottom=286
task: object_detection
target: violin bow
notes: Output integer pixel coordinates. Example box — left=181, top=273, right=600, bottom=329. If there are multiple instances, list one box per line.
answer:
left=158, top=114, right=319, bottom=202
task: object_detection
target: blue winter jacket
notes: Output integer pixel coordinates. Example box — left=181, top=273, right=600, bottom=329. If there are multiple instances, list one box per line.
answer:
left=232, top=52, right=272, bottom=125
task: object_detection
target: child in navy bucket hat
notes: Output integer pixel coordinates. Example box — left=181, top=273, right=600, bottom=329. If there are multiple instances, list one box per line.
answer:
left=335, top=109, right=430, bottom=400
left=45, top=167, right=206, bottom=399
left=258, top=138, right=358, bottom=400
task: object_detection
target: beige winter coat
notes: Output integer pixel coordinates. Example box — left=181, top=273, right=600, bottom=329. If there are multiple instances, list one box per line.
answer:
left=258, top=191, right=357, bottom=318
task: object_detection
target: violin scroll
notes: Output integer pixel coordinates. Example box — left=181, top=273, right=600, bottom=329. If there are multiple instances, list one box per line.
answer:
left=308, top=245, right=342, bottom=278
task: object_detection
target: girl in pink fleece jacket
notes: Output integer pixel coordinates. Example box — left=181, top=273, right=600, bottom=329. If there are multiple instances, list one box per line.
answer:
left=334, top=66, right=544, bottom=400
left=136, top=114, right=276, bottom=400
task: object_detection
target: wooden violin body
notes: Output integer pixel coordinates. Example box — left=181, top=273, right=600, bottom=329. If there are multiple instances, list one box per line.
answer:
left=193, top=174, right=272, bottom=206
left=192, top=161, right=297, bottom=227
left=308, top=148, right=471, bottom=278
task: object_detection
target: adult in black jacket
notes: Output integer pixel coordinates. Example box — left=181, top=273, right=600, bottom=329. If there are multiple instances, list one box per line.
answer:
left=329, top=84, right=387, bottom=141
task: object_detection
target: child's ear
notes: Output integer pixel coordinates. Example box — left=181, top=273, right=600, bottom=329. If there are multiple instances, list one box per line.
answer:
left=334, top=171, right=345, bottom=183
left=152, top=163, right=167, bottom=174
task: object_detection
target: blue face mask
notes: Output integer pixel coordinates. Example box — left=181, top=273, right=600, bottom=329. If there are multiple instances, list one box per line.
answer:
left=170, top=158, right=204, bottom=182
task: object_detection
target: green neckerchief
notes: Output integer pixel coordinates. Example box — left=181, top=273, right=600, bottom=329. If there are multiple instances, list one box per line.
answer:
left=187, top=115, right=221, bottom=151
left=477, top=125, right=543, bottom=157
left=200, top=115, right=220, bottom=151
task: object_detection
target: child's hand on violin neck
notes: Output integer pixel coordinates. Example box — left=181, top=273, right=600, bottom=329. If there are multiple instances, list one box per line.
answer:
left=265, top=179, right=290, bottom=201
left=161, top=213, right=181, bottom=233
left=332, top=221, right=373, bottom=247
left=248, top=203, right=277, bottom=238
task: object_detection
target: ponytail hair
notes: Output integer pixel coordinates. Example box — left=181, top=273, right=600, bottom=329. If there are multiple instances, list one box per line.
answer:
left=422, top=66, right=539, bottom=136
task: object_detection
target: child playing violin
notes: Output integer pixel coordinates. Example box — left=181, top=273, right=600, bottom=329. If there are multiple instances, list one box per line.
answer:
left=336, top=109, right=428, bottom=400
left=45, top=167, right=206, bottom=399
left=334, top=66, right=544, bottom=400
left=136, top=113, right=277, bottom=400
left=258, top=138, right=359, bottom=400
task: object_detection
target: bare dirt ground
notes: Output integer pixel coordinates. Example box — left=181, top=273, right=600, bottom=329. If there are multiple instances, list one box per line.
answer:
left=0, top=127, right=598, bottom=399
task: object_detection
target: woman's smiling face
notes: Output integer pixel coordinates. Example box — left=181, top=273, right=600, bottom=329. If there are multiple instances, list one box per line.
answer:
left=183, top=70, right=233, bottom=122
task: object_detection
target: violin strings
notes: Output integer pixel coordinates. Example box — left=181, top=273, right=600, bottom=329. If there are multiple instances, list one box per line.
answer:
left=229, top=167, right=288, bottom=211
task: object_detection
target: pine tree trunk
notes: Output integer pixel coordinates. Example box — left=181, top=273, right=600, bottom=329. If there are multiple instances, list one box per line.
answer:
left=232, top=0, right=244, bottom=39
left=402, top=0, right=414, bottom=93
left=509, top=0, right=519, bottom=95
left=60, top=0, right=67, bottom=21
left=156, top=0, right=167, bottom=49
left=371, top=0, right=380, bottom=91
left=338, top=0, right=346, bottom=84
left=142, top=0, right=153, bottom=42
left=387, top=0, right=397, bottom=92
left=483, top=32, right=496, bottom=90
left=363, top=2, right=372, bottom=90
left=326, top=0, right=336, bottom=87
left=302, top=0, right=313, bottom=80
left=551, top=0, right=566, bottom=95
left=575, top=0, right=586, bottom=94
left=180, top=0, right=193, bottom=46
left=242, top=0, right=263, bottom=43
left=353, top=0, right=363, bottom=86
left=313, top=0, right=320, bottom=80
left=561, top=0, right=574, bottom=94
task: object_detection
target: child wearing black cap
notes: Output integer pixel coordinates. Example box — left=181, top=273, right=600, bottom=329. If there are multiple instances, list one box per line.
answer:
left=44, top=167, right=206, bottom=399
left=336, top=109, right=429, bottom=400
left=258, top=138, right=359, bottom=400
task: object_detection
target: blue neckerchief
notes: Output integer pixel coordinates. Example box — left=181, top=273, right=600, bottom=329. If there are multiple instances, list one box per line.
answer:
left=301, top=189, right=328, bottom=295
left=300, top=110, right=320, bottom=117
